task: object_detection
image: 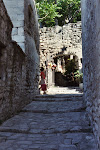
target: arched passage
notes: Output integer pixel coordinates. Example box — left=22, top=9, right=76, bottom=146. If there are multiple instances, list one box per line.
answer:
left=53, top=53, right=81, bottom=87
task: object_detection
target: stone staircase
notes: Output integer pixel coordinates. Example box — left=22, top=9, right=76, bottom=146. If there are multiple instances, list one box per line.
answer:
left=0, top=94, right=97, bottom=150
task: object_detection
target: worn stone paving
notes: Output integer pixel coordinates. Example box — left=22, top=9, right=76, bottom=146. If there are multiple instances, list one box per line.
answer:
left=0, top=87, right=97, bottom=150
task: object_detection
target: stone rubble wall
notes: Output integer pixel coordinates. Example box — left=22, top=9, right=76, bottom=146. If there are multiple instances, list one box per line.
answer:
left=40, top=22, right=82, bottom=68
left=82, top=0, right=99, bottom=149
left=3, top=0, right=40, bottom=92
left=0, top=1, right=12, bottom=46
left=0, top=0, right=39, bottom=122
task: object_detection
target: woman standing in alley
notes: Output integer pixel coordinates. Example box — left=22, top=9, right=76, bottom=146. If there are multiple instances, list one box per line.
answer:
left=40, top=67, right=47, bottom=94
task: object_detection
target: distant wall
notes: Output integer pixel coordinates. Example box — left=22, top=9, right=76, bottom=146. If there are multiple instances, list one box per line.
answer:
left=40, top=22, right=82, bottom=68
left=40, top=22, right=82, bottom=86
left=82, top=0, right=99, bottom=149
left=0, top=0, right=39, bottom=122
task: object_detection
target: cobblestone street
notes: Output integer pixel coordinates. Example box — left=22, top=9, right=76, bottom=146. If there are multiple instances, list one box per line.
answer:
left=0, top=87, right=97, bottom=150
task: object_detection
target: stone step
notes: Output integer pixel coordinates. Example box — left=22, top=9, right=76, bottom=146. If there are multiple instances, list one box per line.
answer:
left=33, top=94, right=83, bottom=102
left=33, top=97, right=83, bottom=102
left=0, top=112, right=91, bottom=134
left=0, top=93, right=97, bottom=150
left=0, top=132, right=96, bottom=150
left=35, top=94, right=83, bottom=98
left=22, top=100, right=86, bottom=113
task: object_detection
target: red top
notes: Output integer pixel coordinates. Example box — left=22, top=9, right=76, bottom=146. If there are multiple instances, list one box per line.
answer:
left=40, top=71, right=45, bottom=79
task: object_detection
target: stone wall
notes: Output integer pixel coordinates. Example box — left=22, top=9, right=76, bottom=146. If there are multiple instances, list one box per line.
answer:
left=3, top=0, right=40, bottom=53
left=82, top=0, right=99, bottom=149
left=24, top=0, right=40, bottom=89
left=40, top=22, right=82, bottom=86
left=3, top=0, right=25, bottom=51
left=24, top=0, right=39, bottom=53
left=40, top=22, right=82, bottom=68
left=0, top=0, right=39, bottom=122
left=3, top=0, right=40, bottom=92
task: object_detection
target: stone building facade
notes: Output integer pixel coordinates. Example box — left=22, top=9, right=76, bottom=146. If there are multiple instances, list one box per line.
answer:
left=82, top=0, right=100, bottom=149
left=40, top=22, right=82, bottom=86
left=0, top=0, right=39, bottom=121
left=3, top=0, right=39, bottom=53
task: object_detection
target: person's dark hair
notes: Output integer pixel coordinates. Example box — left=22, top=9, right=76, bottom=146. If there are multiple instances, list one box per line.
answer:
left=40, top=67, right=44, bottom=71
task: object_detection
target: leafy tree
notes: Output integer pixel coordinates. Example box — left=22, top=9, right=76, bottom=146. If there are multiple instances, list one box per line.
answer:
left=36, top=0, right=81, bottom=27
left=36, top=0, right=61, bottom=27
left=57, top=0, right=81, bottom=26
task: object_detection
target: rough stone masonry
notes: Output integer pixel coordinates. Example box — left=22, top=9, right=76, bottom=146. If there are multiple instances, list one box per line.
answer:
left=82, top=0, right=100, bottom=149
left=40, top=22, right=82, bottom=69
left=0, top=0, right=99, bottom=149
left=0, top=92, right=97, bottom=150
left=39, top=22, right=82, bottom=87
left=0, top=0, right=39, bottom=122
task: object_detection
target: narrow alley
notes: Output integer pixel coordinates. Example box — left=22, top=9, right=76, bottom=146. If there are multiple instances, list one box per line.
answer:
left=0, top=87, right=96, bottom=150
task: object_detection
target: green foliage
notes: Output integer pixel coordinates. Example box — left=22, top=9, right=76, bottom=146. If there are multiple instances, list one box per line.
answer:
left=65, top=59, right=77, bottom=75
left=36, top=0, right=81, bottom=27
left=36, top=0, right=61, bottom=27
left=74, top=70, right=83, bottom=83
left=57, top=0, right=81, bottom=26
